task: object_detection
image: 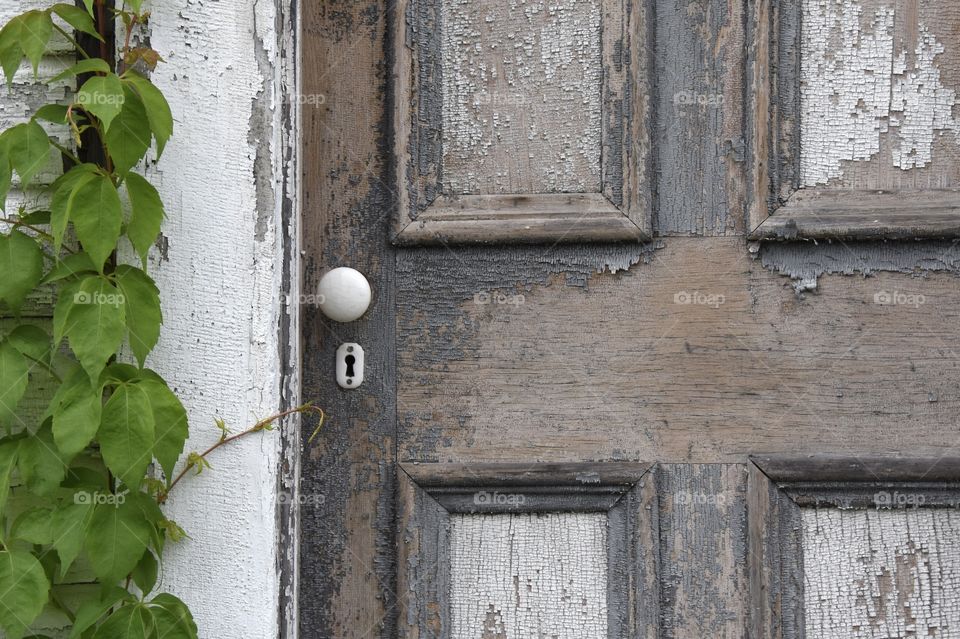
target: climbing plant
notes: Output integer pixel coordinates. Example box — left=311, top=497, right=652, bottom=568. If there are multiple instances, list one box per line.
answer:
left=0, top=2, right=315, bottom=637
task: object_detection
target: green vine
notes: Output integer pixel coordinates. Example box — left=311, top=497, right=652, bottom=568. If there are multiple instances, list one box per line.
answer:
left=0, top=2, right=317, bottom=637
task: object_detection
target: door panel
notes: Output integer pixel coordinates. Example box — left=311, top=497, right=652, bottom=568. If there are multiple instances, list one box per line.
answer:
left=300, top=0, right=960, bottom=637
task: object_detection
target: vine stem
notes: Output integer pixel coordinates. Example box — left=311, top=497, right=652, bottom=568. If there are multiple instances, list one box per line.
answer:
left=156, top=405, right=324, bottom=504
left=0, top=216, right=78, bottom=254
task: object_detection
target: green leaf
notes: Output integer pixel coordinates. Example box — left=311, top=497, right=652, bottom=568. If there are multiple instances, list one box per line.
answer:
left=123, top=173, right=163, bottom=265
left=92, top=604, right=153, bottom=639
left=0, top=142, right=11, bottom=208
left=77, top=73, right=124, bottom=132
left=81, top=0, right=95, bottom=18
left=50, top=4, right=103, bottom=41
left=115, top=265, right=161, bottom=366
left=70, top=174, right=122, bottom=270
left=123, top=73, right=172, bottom=156
left=84, top=499, right=152, bottom=586
left=63, top=275, right=126, bottom=382
left=11, top=507, right=54, bottom=545
left=98, top=382, right=154, bottom=489
left=6, top=121, right=50, bottom=188
left=33, top=104, right=69, bottom=124
left=131, top=549, right=157, bottom=594
left=104, top=87, right=150, bottom=175
left=0, top=341, right=29, bottom=427
left=51, top=58, right=111, bottom=83
left=68, top=586, right=130, bottom=639
left=125, top=490, right=165, bottom=557
left=0, top=229, right=44, bottom=312
left=43, top=253, right=97, bottom=284
left=50, top=367, right=102, bottom=457
left=51, top=501, right=93, bottom=579
left=18, top=422, right=69, bottom=494
left=17, top=11, right=53, bottom=75
left=18, top=210, right=50, bottom=225
left=0, top=21, right=20, bottom=85
left=7, top=323, right=51, bottom=363
left=138, top=377, right=186, bottom=481
left=52, top=279, right=80, bottom=346
left=49, top=163, right=99, bottom=251
left=0, top=440, right=18, bottom=521
left=0, top=550, right=50, bottom=639
left=148, top=594, right=197, bottom=639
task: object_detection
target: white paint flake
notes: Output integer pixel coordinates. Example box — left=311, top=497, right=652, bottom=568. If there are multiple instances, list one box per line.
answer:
left=441, top=0, right=602, bottom=195
left=800, top=0, right=960, bottom=185
left=450, top=513, right=608, bottom=638
left=803, top=508, right=960, bottom=638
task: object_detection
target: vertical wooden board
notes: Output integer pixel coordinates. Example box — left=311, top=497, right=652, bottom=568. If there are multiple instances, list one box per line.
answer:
left=449, top=512, right=608, bottom=638
left=657, top=464, right=749, bottom=638
left=654, top=0, right=747, bottom=235
left=802, top=507, right=960, bottom=638
left=440, top=0, right=603, bottom=196
left=299, top=1, right=397, bottom=636
left=801, top=0, right=960, bottom=189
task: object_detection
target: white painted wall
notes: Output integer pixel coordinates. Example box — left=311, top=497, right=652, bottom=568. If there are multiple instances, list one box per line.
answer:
left=141, top=0, right=298, bottom=636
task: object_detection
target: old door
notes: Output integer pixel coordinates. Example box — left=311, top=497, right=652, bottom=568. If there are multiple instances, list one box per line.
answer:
left=298, top=0, right=960, bottom=637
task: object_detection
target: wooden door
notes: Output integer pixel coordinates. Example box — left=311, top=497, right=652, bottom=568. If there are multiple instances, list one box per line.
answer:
left=298, top=0, right=960, bottom=637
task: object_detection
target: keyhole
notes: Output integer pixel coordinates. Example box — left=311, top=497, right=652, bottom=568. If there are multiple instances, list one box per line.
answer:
left=345, top=354, right=356, bottom=378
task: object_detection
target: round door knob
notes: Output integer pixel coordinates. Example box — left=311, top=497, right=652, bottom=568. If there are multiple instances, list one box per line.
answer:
left=317, top=267, right=372, bottom=322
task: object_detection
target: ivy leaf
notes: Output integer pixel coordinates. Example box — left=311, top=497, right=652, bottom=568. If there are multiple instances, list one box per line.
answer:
left=104, top=87, right=151, bottom=175
left=42, top=252, right=97, bottom=284
left=131, top=549, right=157, bottom=594
left=139, top=376, right=187, bottom=480
left=63, top=275, right=126, bottom=382
left=70, top=173, right=122, bottom=270
left=0, top=229, right=44, bottom=312
left=11, top=507, right=54, bottom=545
left=49, top=163, right=99, bottom=251
left=33, top=104, right=69, bottom=124
left=17, top=11, right=53, bottom=75
left=98, top=382, right=154, bottom=489
left=0, top=549, right=50, bottom=639
left=148, top=594, right=197, bottom=639
left=0, top=141, right=11, bottom=208
left=123, top=73, right=172, bottom=156
left=77, top=73, right=124, bottom=132
left=0, top=340, right=29, bottom=427
left=7, top=323, right=51, bottom=364
left=0, top=439, right=19, bottom=521
left=51, top=58, right=111, bottom=83
left=125, top=490, right=165, bottom=557
left=115, top=265, right=161, bottom=366
left=18, top=421, right=69, bottom=494
left=124, top=173, right=164, bottom=266
left=50, top=367, right=102, bottom=457
left=51, top=500, right=93, bottom=579
left=0, top=20, right=20, bottom=85
left=6, top=121, right=50, bottom=188
left=50, top=4, right=103, bottom=41
left=68, top=586, right=130, bottom=639
left=84, top=499, right=152, bottom=586
left=92, top=603, right=153, bottom=639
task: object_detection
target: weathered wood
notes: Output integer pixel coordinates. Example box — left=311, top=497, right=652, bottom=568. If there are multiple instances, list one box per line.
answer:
left=753, top=454, right=960, bottom=483
left=402, top=461, right=652, bottom=487
left=658, top=464, right=750, bottom=639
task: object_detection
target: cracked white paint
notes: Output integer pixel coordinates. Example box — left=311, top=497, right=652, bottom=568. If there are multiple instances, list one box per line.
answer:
left=800, top=0, right=960, bottom=186
left=441, top=0, right=602, bottom=195
left=449, top=513, right=607, bottom=638
left=803, top=508, right=960, bottom=638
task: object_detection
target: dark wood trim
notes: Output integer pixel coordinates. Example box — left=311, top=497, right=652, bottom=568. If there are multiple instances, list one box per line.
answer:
left=745, top=0, right=960, bottom=239
left=396, top=463, right=657, bottom=638
left=751, top=454, right=960, bottom=483
left=392, top=0, right=653, bottom=245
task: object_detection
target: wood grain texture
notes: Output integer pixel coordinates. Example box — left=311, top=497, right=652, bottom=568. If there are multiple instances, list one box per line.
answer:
left=658, top=464, right=750, bottom=638
left=449, top=513, right=609, bottom=638
left=397, top=237, right=960, bottom=463
left=802, top=508, right=960, bottom=639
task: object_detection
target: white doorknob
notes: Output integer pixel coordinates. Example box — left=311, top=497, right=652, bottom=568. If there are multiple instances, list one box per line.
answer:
left=317, top=267, right=372, bottom=322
